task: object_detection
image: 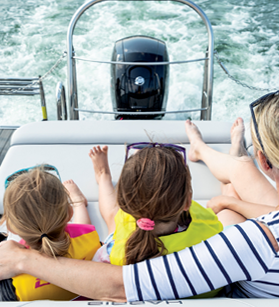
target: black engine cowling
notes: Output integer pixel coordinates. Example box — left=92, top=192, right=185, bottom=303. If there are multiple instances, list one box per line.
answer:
left=111, top=35, right=169, bottom=120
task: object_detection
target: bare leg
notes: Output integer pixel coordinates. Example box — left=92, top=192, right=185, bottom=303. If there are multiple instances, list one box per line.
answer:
left=211, top=120, right=276, bottom=225
left=63, top=180, right=91, bottom=225
left=217, top=120, right=255, bottom=224
left=89, top=146, right=118, bottom=234
left=221, top=183, right=240, bottom=199
left=221, top=117, right=243, bottom=201
left=217, top=209, right=246, bottom=227
left=229, top=117, right=247, bottom=157
left=214, top=183, right=246, bottom=226
left=185, top=119, right=278, bottom=207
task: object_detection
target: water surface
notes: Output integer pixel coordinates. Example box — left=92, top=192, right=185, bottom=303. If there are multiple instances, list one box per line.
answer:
left=1, top=0, right=278, bottom=125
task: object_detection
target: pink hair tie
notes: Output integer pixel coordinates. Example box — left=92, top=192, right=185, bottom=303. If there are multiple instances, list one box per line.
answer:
left=136, top=218, right=155, bottom=231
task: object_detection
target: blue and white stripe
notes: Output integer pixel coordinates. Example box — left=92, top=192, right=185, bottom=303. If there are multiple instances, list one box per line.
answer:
left=123, top=214, right=279, bottom=301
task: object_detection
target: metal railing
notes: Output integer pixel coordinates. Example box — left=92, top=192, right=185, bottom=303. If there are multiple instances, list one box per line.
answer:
left=66, top=0, right=214, bottom=120
left=56, top=82, right=68, bottom=120
left=0, top=77, right=48, bottom=120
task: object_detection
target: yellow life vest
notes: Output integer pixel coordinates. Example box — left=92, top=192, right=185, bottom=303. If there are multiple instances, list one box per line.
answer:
left=12, top=223, right=101, bottom=301
left=110, top=200, right=223, bottom=298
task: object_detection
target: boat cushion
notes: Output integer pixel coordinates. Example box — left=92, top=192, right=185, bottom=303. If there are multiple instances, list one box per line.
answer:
left=0, top=120, right=236, bottom=241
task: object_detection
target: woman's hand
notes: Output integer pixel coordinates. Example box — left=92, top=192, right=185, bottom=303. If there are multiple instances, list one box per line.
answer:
left=207, top=195, right=236, bottom=214
left=0, top=240, right=126, bottom=300
left=0, top=240, right=27, bottom=280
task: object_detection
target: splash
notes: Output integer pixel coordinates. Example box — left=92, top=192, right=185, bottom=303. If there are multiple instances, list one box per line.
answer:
left=0, top=0, right=278, bottom=125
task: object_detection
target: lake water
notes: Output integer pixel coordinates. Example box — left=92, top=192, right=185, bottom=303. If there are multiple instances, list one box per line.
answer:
left=1, top=0, right=278, bottom=125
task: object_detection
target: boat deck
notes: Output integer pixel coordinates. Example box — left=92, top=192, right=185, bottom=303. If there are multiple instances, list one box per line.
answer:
left=0, top=127, right=17, bottom=166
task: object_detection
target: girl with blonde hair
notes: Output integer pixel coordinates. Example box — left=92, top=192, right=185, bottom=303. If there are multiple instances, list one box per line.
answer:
left=0, top=165, right=100, bottom=301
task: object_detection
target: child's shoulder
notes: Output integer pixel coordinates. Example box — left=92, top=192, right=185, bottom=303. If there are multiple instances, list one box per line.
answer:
left=65, top=223, right=97, bottom=238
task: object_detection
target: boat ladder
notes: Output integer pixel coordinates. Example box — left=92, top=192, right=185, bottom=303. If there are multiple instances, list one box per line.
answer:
left=0, top=77, right=48, bottom=121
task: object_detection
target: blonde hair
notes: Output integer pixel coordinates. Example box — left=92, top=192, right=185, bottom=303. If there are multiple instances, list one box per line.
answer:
left=1, top=167, right=71, bottom=258
left=251, top=94, right=279, bottom=168
left=117, top=146, right=192, bottom=265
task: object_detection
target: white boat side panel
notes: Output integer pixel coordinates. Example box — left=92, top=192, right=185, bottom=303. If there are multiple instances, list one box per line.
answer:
left=0, top=143, right=230, bottom=210
left=10, top=121, right=233, bottom=146
left=1, top=298, right=279, bottom=306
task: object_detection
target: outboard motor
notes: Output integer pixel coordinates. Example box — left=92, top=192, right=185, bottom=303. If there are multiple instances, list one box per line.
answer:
left=111, top=35, right=169, bottom=120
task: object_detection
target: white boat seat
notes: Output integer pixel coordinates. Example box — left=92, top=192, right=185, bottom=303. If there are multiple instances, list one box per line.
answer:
left=0, top=120, right=242, bottom=241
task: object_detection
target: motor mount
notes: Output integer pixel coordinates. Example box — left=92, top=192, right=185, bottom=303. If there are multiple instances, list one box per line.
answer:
left=111, top=35, right=169, bottom=120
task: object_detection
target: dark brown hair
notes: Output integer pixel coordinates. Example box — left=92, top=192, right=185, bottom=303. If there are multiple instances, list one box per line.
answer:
left=1, top=167, right=71, bottom=258
left=117, top=146, right=192, bottom=265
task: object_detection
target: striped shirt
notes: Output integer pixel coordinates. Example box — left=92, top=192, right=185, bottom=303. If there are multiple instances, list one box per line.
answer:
left=123, top=211, right=279, bottom=301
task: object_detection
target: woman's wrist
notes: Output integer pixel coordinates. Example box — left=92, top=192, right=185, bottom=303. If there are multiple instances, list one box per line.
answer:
left=16, top=248, right=40, bottom=276
left=225, top=197, right=239, bottom=211
left=0, top=240, right=37, bottom=280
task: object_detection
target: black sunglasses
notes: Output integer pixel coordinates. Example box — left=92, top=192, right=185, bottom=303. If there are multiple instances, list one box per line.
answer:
left=249, top=90, right=279, bottom=169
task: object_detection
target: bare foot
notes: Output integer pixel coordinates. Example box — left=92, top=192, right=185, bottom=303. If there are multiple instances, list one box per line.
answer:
left=63, top=179, right=87, bottom=207
left=88, top=145, right=111, bottom=184
left=185, top=120, right=206, bottom=162
left=229, top=117, right=247, bottom=157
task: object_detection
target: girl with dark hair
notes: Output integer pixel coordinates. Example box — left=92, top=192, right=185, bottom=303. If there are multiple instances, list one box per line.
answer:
left=89, top=143, right=223, bottom=298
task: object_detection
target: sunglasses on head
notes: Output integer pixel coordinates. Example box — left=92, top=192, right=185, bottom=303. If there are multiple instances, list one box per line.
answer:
left=249, top=90, right=279, bottom=169
left=4, top=164, right=61, bottom=189
left=125, top=142, right=187, bottom=165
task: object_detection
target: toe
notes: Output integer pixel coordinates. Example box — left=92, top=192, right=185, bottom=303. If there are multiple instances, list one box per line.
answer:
left=102, top=145, right=108, bottom=153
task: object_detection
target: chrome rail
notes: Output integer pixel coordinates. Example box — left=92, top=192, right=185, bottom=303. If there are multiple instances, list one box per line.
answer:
left=0, top=77, right=48, bottom=120
left=75, top=107, right=207, bottom=115
left=56, top=82, right=68, bottom=120
left=72, top=57, right=209, bottom=66
left=67, top=0, right=214, bottom=120
left=0, top=78, right=40, bottom=96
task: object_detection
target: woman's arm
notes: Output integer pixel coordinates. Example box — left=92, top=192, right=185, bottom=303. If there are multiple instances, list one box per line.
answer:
left=123, top=220, right=278, bottom=301
left=0, top=241, right=125, bottom=301
left=207, top=195, right=276, bottom=219
left=0, top=219, right=278, bottom=302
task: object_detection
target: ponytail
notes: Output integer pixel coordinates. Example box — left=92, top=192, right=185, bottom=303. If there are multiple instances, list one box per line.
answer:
left=40, top=233, right=70, bottom=258
left=125, top=228, right=167, bottom=265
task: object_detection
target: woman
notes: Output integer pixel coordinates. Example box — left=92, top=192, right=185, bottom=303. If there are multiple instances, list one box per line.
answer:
left=0, top=92, right=278, bottom=301
left=190, top=92, right=279, bottom=224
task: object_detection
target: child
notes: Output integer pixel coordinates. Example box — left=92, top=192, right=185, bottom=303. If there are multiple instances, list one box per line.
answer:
left=0, top=165, right=100, bottom=301
left=90, top=143, right=223, bottom=297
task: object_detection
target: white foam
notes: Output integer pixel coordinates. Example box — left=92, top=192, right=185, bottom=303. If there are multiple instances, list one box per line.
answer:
left=1, top=0, right=278, bottom=125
